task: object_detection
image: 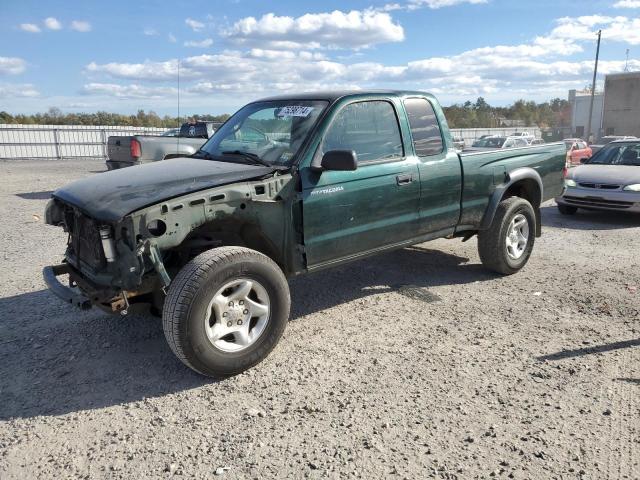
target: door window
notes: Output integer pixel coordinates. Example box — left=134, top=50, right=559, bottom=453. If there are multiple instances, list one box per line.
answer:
left=403, top=98, right=444, bottom=156
left=322, top=101, right=403, bottom=163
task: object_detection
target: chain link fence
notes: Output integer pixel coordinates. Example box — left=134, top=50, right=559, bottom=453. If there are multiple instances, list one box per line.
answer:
left=0, top=124, right=167, bottom=160
left=449, top=127, right=541, bottom=145
left=0, top=124, right=544, bottom=161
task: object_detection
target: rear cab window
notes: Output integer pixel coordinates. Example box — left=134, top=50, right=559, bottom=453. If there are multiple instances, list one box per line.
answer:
left=403, top=98, right=444, bottom=157
left=322, top=100, right=403, bottom=163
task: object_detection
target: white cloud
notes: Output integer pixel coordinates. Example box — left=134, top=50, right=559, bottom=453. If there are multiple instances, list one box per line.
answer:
left=224, top=10, right=404, bottom=50
left=407, top=0, right=487, bottom=9
left=21, top=18, right=91, bottom=33
left=0, top=57, right=27, bottom=75
left=185, top=18, right=205, bottom=32
left=184, top=38, right=214, bottom=48
left=144, top=28, right=158, bottom=36
left=86, top=60, right=184, bottom=81
left=44, top=17, right=62, bottom=30
left=546, top=15, right=640, bottom=45
left=248, top=49, right=327, bottom=60
left=613, top=0, right=640, bottom=7
left=83, top=42, right=640, bottom=105
left=82, top=8, right=640, bottom=105
left=0, top=83, right=39, bottom=98
left=19, top=23, right=41, bottom=33
left=70, top=20, right=92, bottom=32
left=380, top=0, right=487, bottom=11
left=82, top=83, right=177, bottom=99
left=168, top=33, right=177, bottom=43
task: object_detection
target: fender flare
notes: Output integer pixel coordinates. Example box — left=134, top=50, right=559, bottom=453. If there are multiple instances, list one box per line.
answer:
left=480, top=167, right=544, bottom=236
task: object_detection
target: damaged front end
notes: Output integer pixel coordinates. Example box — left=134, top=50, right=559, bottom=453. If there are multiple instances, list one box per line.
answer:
left=43, top=198, right=169, bottom=315
left=43, top=170, right=295, bottom=315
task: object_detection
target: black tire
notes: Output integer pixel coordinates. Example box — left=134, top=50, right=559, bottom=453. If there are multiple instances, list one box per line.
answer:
left=163, top=246, right=290, bottom=377
left=557, top=204, right=578, bottom=215
left=478, top=197, right=536, bottom=275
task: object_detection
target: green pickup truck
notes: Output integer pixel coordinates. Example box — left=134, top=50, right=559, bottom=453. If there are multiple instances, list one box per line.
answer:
left=43, top=91, right=566, bottom=377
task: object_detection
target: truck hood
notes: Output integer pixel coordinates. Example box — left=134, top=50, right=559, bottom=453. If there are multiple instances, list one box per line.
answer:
left=53, top=157, right=275, bottom=222
left=569, top=164, right=640, bottom=186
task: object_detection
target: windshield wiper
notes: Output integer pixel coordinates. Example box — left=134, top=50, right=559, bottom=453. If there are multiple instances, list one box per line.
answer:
left=221, top=150, right=271, bottom=167
left=192, top=149, right=213, bottom=159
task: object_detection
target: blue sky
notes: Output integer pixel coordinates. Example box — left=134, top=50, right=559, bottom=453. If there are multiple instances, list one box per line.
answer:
left=1, top=0, right=639, bottom=115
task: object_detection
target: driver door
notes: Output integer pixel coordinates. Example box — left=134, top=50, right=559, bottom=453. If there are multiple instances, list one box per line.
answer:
left=300, top=100, right=420, bottom=267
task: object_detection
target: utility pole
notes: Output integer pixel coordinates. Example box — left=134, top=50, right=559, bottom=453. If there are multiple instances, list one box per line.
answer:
left=177, top=59, right=181, bottom=151
left=586, top=30, right=601, bottom=144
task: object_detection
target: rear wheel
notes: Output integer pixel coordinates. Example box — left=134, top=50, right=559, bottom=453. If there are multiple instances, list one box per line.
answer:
left=162, top=246, right=290, bottom=377
left=478, top=197, right=536, bottom=275
left=557, top=204, right=578, bottom=215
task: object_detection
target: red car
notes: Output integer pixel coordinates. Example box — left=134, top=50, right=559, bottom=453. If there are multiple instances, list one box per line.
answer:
left=564, top=138, right=592, bottom=166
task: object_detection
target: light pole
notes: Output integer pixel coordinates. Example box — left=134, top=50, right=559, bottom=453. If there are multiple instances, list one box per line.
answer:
left=586, top=30, right=601, bottom=144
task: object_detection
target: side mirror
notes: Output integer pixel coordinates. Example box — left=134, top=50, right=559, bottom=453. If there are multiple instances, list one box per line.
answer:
left=321, top=150, right=357, bottom=171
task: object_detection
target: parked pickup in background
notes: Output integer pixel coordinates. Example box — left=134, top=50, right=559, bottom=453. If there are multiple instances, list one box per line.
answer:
left=43, top=90, right=566, bottom=378
left=106, top=121, right=220, bottom=170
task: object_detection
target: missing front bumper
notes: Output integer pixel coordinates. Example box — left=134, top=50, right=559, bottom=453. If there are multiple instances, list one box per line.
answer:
left=43, top=264, right=92, bottom=310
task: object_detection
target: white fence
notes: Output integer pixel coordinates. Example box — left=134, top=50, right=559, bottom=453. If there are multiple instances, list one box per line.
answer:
left=0, top=124, right=166, bottom=160
left=449, top=127, right=541, bottom=145
left=0, top=124, right=542, bottom=161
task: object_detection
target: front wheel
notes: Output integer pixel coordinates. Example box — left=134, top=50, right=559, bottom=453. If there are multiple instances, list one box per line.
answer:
left=162, top=247, right=290, bottom=377
left=478, top=197, right=536, bottom=275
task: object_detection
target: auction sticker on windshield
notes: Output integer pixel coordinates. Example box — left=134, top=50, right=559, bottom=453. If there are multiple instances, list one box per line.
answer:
left=277, top=106, right=314, bottom=117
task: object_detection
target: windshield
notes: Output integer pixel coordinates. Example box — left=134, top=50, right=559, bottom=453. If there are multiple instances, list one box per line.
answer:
left=198, top=100, right=328, bottom=166
left=587, top=142, right=640, bottom=166
left=472, top=137, right=505, bottom=148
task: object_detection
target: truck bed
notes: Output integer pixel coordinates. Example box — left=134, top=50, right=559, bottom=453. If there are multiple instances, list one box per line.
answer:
left=106, top=135, right=207, bottom=170
left=457, top=142, right=567, bottom=229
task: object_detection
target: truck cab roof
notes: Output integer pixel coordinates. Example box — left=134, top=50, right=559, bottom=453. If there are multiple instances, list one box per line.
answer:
left=256, top=90, right=437, bottom=104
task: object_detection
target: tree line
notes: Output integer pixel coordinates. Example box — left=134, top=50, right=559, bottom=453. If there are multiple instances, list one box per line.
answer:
left=443, top=97, right=571, bottom=129
left=0, top=108, right=230, bottom=127
left=0, top=97, right=570, bottom=129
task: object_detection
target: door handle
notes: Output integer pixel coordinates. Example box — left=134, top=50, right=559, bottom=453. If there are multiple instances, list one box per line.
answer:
left=396, top=174, right=413, bottom=186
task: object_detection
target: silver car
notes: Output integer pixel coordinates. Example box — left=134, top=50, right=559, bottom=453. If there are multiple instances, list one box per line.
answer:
left=590, top=135, right=637, bottom=155
left=469, top=136, right=529, bottom=150
left=557, top=140, right=640, bottom=214
left=452, top=136, right=465, bottom=151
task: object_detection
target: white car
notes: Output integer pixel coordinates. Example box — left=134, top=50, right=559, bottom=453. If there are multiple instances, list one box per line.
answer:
left=511, top=132, right=534, bottom=137
left=470, top=136, right=530, bottom=150
left=557, top=140, right=640, bottom=214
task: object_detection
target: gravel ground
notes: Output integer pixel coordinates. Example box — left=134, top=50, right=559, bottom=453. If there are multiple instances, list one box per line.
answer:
left=0, top=159, right=639, bottom=479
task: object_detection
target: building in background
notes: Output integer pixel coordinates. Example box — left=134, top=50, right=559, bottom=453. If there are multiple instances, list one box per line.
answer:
left=602, top=71, right=640, bottom=138
left=568, top=89, right=603, bottom=140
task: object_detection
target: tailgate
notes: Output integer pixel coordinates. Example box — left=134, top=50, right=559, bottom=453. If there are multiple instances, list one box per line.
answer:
left=107, top=136, right=134, bottom=162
